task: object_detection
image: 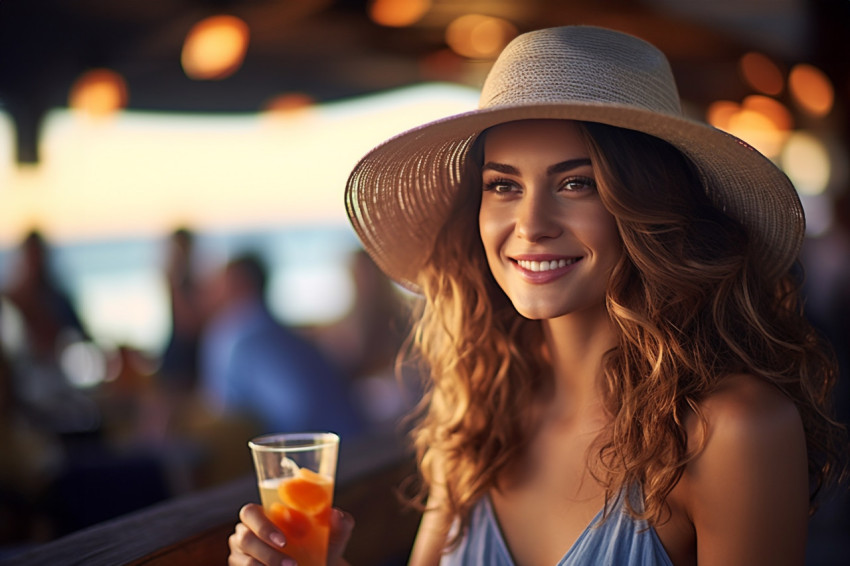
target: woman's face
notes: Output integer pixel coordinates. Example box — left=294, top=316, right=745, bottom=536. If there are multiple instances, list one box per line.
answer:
left=478, top=119, right=621, bottom=320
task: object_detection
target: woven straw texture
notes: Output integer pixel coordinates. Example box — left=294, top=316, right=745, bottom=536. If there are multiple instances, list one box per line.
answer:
left=345, top=26, right=804, bottom=291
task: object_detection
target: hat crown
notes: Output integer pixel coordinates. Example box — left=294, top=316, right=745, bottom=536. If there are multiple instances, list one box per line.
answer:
left=480, top=26, right=682, bottom=116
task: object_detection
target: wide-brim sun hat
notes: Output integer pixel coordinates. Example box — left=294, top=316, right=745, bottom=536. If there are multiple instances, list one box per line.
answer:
left=345, top=25, right=804, bottom=291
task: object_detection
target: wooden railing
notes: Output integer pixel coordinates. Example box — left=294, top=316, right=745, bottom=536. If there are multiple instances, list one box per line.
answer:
left=1, top=431, right=420, bottom=566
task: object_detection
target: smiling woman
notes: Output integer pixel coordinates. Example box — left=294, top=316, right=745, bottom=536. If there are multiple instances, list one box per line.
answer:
left=229, top=25, right=846, bottom=566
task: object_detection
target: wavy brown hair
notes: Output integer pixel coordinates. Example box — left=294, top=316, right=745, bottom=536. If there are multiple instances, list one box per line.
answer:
left=403, top=120, right=845, bottom=546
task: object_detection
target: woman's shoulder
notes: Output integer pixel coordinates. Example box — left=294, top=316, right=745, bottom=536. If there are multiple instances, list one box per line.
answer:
left=693, top=373, right=803, bottom=445
left=674, top=372, right=807, bottom=506
left=672, top=373, right=809, bottom=564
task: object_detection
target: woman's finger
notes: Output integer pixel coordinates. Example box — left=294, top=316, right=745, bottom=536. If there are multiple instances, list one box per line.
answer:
left=327, top=508, right=355, bottom=566
left=228, top=504, right=297, bottom=565
left=227, top=524, right=263, bottom=566
left=239, top=503, right=289, bottom=550
left=230, top=522, right=295, bottom=566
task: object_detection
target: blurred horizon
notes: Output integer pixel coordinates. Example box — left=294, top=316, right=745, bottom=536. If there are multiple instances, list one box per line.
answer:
left=0, top=82, right=480, bottom=246
left=0, top=83, right=481, bottom=353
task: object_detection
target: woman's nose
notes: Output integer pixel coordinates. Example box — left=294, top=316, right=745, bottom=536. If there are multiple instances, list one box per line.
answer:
left=515, top=189, right=563, bottom=241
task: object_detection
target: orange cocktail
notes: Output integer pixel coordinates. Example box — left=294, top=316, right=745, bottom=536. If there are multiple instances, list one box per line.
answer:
left=249, top=432, right=339, bottom=566
left=259, top=468, right=334, bottom=566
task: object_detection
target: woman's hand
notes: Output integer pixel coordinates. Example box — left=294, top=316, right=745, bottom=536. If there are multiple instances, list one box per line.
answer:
left=228, top=503, right=355, bottom=566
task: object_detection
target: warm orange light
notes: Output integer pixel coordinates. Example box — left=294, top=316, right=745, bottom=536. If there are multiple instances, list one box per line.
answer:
left=369, top=0, right=430, bottom=27
left=68, top=69, right=129, bottom=117
left=741, top=95, right=793, bottom=131
left=181, top=15, right=250, bottom=80
left=788, top=63, right=834, bottom=117
left=262, top=93, right=316, bottom=123
left=264, top=93, right=315, bottom=113
left=706, top=100, right=741, bottom=131
left=738, top=52, right=784, bottom=96
left=445, top=15, right=517, bottom=60
left=729, top=109, right=786, bottom=156
left=708, top=97, right=790, bottom=158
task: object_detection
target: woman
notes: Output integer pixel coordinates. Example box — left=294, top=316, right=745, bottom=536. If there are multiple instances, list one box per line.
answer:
left=228, top=26, right=844, bottom=565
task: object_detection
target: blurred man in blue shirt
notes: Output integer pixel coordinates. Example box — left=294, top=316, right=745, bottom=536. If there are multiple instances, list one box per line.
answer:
left=199, top=252, right=365, bottom=439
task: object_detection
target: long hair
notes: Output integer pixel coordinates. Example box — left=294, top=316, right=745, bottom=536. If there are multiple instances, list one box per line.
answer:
left=404, top=120, right=844, bottom=546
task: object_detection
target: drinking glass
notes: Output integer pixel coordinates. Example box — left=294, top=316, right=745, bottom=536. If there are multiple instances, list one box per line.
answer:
left=249, top=432, right=339, bottom=566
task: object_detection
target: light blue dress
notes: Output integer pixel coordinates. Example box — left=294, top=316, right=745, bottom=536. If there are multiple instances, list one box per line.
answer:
left=440, top=488, right=675, bottom=565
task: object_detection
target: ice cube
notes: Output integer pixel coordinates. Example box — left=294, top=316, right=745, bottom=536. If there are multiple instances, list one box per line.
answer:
left=279, top=456, right=300, bottom=477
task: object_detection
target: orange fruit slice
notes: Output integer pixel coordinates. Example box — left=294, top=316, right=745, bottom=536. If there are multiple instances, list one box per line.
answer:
left=278, top=468, right=333, bottom=515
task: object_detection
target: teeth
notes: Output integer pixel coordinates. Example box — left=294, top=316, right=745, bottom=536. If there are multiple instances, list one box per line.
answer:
left=517, top=258, right=578, bottom=272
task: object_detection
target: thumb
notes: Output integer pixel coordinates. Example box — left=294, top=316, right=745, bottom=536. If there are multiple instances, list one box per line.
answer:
left=327, top=508, right=355, bottom=566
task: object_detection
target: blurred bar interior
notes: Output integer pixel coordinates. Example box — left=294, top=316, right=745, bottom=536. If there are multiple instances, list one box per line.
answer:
left=0, top=0, right=848, bottom=563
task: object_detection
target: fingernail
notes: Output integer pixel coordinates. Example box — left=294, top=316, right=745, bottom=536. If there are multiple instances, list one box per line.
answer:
left=281, top=559, right=297, bottom=566
left=270, top=531, right=286, bottom=548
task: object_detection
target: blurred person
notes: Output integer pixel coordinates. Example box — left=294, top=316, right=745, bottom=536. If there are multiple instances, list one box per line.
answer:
left=3, top=229, right=87, bottom=364
left=158, top=227, right=204, bottom=392
left=1, top=229, right=98, bottom=434
left=331, top=249, right=408, bottom=379
left=315, top=249, right=417, bottom=428
left=0, top=302, right=64, bottom=545
left=198, top=252, right=366, bottom=439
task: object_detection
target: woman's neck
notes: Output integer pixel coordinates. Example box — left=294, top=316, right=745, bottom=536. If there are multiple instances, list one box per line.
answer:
left=541, top=304, right=616, bottom=422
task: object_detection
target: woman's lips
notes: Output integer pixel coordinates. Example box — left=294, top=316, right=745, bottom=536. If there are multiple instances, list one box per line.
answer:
left=511, top=255, right=583, bottom=282
left=515, top=257, right=580, bottom=272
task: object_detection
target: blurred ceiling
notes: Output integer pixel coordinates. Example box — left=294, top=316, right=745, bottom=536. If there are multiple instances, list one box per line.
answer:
left=0, top=0, right=847, bottom=164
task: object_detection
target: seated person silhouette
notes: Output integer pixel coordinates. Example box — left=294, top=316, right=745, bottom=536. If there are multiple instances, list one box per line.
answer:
left=198, top=252, right=366, bottom=439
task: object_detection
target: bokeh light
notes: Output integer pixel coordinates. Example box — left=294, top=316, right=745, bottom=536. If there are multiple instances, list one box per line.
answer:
left=369, top=0, right=431, bottom=27
left=68, top=69, right=129, bottom=117
left=789, top=63, right=834, bottom=117
left=738, top=52, right=784, bottom=96
left=707, top=96, right=792, bottom=158
left=742, top=95, right=793, bottom=131
left=706, top=100, right=741, bottom=131
left=181, top=15, right=250, bottom=80
left=263, top=93, right=315, bottom=114
left=781, top=130, right=831, bottom=196
left=445, top=14, right=517, bottom=60
left=60, top=340, right=109, bottom=388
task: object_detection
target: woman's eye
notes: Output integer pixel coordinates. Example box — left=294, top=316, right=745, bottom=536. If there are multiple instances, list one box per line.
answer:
left=561, top=176, right=597, bottom=192
left=483, top=179, right=517, bottom=194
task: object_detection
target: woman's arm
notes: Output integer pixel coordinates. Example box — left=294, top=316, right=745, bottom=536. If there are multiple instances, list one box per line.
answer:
left=685, top=374, right=809, bottom=566
left=407, top=493, right=452, bottom=566
left=408, top=448, right=453, bottom=566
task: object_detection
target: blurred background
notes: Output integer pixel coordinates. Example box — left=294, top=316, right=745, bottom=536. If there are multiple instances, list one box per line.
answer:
left=0, top=0, right=848, bottom=563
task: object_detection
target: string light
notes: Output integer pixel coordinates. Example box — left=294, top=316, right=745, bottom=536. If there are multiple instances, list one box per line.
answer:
left=789, top=63, right=834, bottom=118
left=68, top=69, right=129, bottom=118
left=738, top=52, right=784, bottom=96
left=369, top=0, right=431, bottom=27
left=445, top=14, right=517, bottom=60
left=181, top=15, right=250, bottom=80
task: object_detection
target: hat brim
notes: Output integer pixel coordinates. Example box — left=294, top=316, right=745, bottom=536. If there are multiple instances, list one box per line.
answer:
left=345, top=102, right=803, bottom=292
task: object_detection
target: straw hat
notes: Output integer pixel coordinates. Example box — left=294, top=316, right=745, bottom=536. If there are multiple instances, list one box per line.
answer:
left=345, top=26, right=803, bottom=291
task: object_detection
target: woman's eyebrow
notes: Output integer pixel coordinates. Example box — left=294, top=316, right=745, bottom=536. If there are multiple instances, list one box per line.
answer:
left=481, top=158, right=592, bottom=176
left=547, top=158, right=592, bottom=175
left=481, top=161, right=518, bottom=175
